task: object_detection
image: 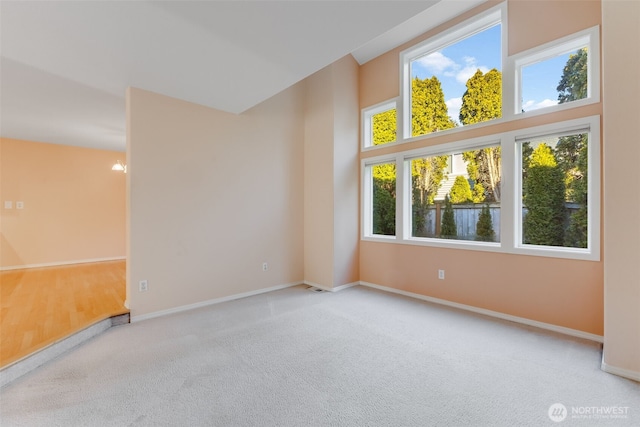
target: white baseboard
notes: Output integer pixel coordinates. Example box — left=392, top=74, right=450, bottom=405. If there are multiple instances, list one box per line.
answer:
left=359, top=281, right=604, bottom=343
left=0, top=256, right=126, bottom=271
left=601, top=356, right=640, bottom=382
left=303, top=280, right=359, bottom=293
left=131, top=282, right=302, bottom=323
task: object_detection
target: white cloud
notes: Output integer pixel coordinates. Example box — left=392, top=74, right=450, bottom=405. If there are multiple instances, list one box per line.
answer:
left=455, top=56, right=489, bottom=84
left=415, top=51, right=458, bottom=74
left=446, top=97, right=463, bottom=124
left=522, top=99, right=558, bottom=112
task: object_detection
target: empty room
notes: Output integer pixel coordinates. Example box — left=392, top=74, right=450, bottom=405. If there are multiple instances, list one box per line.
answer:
left=1, top=0, right=639, bottom=425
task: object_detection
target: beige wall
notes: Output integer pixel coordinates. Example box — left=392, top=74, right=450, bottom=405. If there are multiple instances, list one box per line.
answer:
left=358, top=0, right=604, bottom=336
left=602, top=0, right=640, bottom=378
left=304, top=65, right=336, bottom=288
left=303, top=55, right=360, bottom=289
left=127, top=87, right=305, bottom=318
left=0, top=138, right=125, bottom=269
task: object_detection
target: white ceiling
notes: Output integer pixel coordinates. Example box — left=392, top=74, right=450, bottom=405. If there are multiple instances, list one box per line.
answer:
left=0, top=0, right=484, bottom=152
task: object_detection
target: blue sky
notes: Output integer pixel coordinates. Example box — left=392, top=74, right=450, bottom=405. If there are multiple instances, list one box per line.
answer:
left=410, top=24, right=570, bottom=123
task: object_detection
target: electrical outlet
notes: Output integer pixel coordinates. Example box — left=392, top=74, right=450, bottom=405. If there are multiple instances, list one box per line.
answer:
left=262, top=262, right=268, bottom=272
left=139, top=280, right=148, bottom=292
left=438, top=270, right=445, bottom=280
left=16, top=201, right=24, bottom=209
left=4, top=201, right=12, bottom=209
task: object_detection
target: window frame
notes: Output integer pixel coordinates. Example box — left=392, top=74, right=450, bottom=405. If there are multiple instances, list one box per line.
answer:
left=399, top=3, right=506, bottom=141
left=362, top=98, right=398, bottom=150
left=512, top=116, right=600, bottom=260
left=362, top=157, right=400, bottom=240
left=361, top=116, right=600, bottom=261
left=512, top=26, right=600, bottom=118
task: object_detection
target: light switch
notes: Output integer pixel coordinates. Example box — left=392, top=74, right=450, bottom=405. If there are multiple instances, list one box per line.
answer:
left=16, top=201, right=24, bottom=209
left=4, top=201, right=12, bottom=209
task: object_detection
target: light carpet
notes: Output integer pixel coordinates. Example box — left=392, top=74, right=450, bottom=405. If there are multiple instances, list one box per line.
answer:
left=1, top=285, right=638, bottom=426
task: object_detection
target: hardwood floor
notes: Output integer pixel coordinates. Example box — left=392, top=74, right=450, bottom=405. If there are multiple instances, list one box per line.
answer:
left=0, top=260, right=127, bottom=368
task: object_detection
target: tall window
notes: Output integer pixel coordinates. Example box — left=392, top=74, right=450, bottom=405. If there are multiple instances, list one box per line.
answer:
left=364, top=161, right=396, bottom=237
left=400, top=6, right=503, bottom=139
left=519, top=130, right=590, bottom=249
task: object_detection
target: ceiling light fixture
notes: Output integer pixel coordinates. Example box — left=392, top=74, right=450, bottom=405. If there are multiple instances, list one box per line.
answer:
left=112, top=160, right=127, bottom=173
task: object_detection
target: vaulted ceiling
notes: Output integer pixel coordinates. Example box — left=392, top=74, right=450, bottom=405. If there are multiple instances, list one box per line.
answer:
left=0, top=0, right=484, bottom=151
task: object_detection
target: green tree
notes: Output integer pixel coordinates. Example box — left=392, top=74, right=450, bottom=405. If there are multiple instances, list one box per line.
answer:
left=372, top=109, right=396, bottom=146
left=556, top=49, right=589, bottom=248
left=475, top=204, right=495, bottom=242
left=462, top=148, right=501, bottom=202
left=411, top=156, right=449, bottom=236
left=372, top=164, right=396, bottom=236
left=459, top=69, right=502, bottom=125
left=523, top=144, right=566, bottom=246
left=409, top=77, right=453, bottom=236
left=557, top=48, right=588, bottom=104
left=459, top=69, right=502, bottom=202
left=449, top=176, right=473, bottom=204
left=564, top=143, right=588, bottom=248
left=412, top=76, right=456, bottom=137
left=440, top=195, right=457, bottom=239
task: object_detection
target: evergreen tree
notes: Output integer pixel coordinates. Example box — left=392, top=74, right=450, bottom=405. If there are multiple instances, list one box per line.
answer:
left=411, top=156, right=449, bottom=237
left=412, top=76, right=456, bottom=137
left=462, top=147, right=501, bottom=202
left=564, top=143, right=588, bottom=248
left=449, top=176, right=473, bottom=204
left=475, top=204, right=495, bottom=242
left=372, top=164, right=396, bottom=236
left=556, top=49, right=589, bottom=247
left=523, top=144, right=566, bottom=246
left=459, top=69, right=502, bottom=125
left=440, top=195, right=457, bottom=239
left=372, top=109, right=396, bottom=146
left=557, top=48, right=588, bottom=104
left=459, top=69, right=502, bottom=202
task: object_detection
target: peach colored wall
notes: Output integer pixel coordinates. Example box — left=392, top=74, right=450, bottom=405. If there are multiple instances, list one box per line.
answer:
left=304, top=65, right=336, bottom=288
left=332, top=55, right=360, bottom=287
left=358, top=0, right=604, bottom=335
left=303, top=55, right=360, bottom=289
left=127, top=86, right=304, bottom=318
left=602, top=0, right=640, bottom=377
left=0, top=138, right=125, bottom=268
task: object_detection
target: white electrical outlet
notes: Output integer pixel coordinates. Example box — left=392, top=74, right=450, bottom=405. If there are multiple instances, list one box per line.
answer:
left=16, top=201, right=24, bottom=209
left=139, top=280, right=148, bottom=292
left=438, top=270, right=445, bottom=280
left=262, top=262, right=268, bottom=272
left=4, top=201, right=12, bottom=209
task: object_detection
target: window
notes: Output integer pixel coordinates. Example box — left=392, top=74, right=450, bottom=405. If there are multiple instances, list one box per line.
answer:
left=408, top=143, right=501, bottom=242
left=364, top=161, right=397, bottom=237
left=400, top=5, right=504, bottom=139
left=516, top=122, right=598, bottom=254
left=514, top=26, right=599, bottom=116
left=362, top=100, right=397, bottom=148
left=362, top=116, right=599, bottom=260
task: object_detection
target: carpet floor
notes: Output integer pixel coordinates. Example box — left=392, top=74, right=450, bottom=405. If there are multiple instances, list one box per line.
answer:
left=1, top=285, right=638, bottom=426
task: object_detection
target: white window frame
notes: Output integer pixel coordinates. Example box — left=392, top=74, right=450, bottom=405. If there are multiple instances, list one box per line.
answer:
left=511, top=26, right=600, bottom=118
left=362, top=99, right=398, bottom=150
left=362, top=157, right=399, bottom=240
left=361, top=116, right=600, bottom=261
left=399, top=3, right=506, bottom=141
left=512, top=115, right=600, bottom=260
